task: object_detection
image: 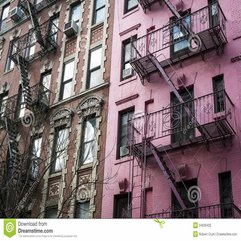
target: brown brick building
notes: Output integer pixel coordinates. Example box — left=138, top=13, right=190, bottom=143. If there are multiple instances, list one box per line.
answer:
left=0, top=0, right=114, bottom=218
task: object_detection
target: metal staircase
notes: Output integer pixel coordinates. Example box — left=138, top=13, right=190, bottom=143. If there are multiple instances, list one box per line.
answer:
left=129, top=0, right=219, bottom=215
left=19, top=0, right=45, bottom=48
left=18, top=55, right=32, bottom=107
left=4, top=118, right=20, bottom=183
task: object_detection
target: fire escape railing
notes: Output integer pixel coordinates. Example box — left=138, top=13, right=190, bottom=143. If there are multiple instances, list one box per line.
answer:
left=145, top=203, right=241, bottom=219
left=0, top=83, right=52, bottom=122
left=9, top=20, right=59, bottom=64
left=131, top=3, right=227, bottom=67
left=128, top=90, right=235, bottom=146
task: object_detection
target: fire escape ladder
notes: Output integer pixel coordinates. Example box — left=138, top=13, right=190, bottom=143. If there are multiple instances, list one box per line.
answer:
left=163, top=0, right=182, bottom=19
left=4, top=118, right=20, bottom=180
left=147, top=141, right=186, bottom=209
left=17, top=55, right=32, bottom=107
left=20, top=0, right=45, bottom=48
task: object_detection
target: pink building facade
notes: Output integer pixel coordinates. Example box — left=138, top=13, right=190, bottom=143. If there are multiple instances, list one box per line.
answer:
left=102, top=0, right=241, bottom=218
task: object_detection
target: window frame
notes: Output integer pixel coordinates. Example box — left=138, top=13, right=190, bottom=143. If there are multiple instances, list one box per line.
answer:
left=69, top=2, right=81, bottom=23
left=0, top=92, right=8, bottom=118
left=49, top=15, right=59, bottom=44
left=51, top=126, right=68, bottom=174
left=5, top=39, right=18, bottom=72
left=121, top=37, right=136, bottom=80
left=87, top=45, right=102, bottom=89
left=218, top=171, right=233, bottom=218
left=59, top=59, right=75, bottom=100
left=29, top=135, right=42, bottom=179
left=0, top=3, right=10, bottom=31
left=170, top=10, right=191, bottom=57
left=117, top=108, right=134, bottom=159
left=45, top=206, right=58, bottom=218
left=79, top=115, right=97, bottom=165
left=74, top=201, right=90, bottom=219
left=171, top=86, right=195, bottom=144
left=212, top=74, right=225, bottom=113
left=113, top=193, right=132, bottom=218
left=92, top=0, right=106, bottom=25
left=25, top=32, right=36, bottom=60
left=124, top=0, right=138, bottom=14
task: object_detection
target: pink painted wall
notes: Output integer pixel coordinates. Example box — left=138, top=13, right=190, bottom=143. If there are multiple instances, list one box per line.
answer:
left=102, top=0, right=241, bottom=218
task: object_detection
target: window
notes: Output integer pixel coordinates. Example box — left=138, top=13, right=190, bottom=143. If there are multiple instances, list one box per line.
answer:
left=118, top=109, right=134, bottom=158
left=121, top=38, right=135, bottom=80
left=51, top=127, right=68, bottom=173
left=49, top=16, right=59, bottom=44
left=75, top=202, right=90, bottom=218
left=45, top=206, right=58, bottom=218
left=92, top=0, right=106, bottom=25
left=87, top=46, right=102, bottom=89
left=80, top=116, right=96, bottom=165
left=5, top=40, right=18, bottom=71
left=171, top=87, right=194, bottom=144
left=25, top=32, right=36, bottom=60
left=171, top=179, right=198, bottom=218
left=16, top=86, right=26, bottom=118
left=219, top=172, right=233, bottom=218
left=171, top=11, right=191, bottom=55
left=213, top=74, right=224, bottom=113
left=30, top=136, right=42, bottom=178
left=0, top=4, right=10, bottom=31
left=208, top=0, right=219, bottom=27
left=60, top=59, right=75, bottom=100
left=114, top=193, right=132, bottom=218
left=124, top=0, right=138, bottom=13
left=40, top=71, right=51, bottom=100
left=69, top=3, right=81, bottom=23
left=0, top=92, right=8, bottom=117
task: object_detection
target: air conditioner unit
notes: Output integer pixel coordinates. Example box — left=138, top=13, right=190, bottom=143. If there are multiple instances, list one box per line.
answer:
left=64, top=20, right=78, bottom=37
left=10, top=7, right=23, bottom=22
left=122, top=67, right=133, bottom=79
left=120, top=146, right=129, bottom=157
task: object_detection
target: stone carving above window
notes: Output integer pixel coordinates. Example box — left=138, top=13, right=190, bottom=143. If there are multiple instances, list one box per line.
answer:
left=76, top=174, right=92, bottom=202
left=76, top=96, right=102, bottom=123
left=50, top=107, right=73, bottom=128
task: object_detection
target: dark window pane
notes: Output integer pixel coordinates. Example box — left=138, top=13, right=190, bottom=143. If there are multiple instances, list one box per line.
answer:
left=75, top=202, right=90, bottom=219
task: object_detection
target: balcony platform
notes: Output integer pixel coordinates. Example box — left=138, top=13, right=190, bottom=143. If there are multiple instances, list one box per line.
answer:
left=131, top=4, right=227, bottom=82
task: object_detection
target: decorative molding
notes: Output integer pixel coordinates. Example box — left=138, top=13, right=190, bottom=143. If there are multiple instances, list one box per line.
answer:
left=119, top=24, right=141, bottom=36
left=115, top=94, right=139, bottom=106
left=48, top=182, right=60, bottom=197
left=76, top=96, right=103, bottom=123
left=50, top=107, right=73, bottom=128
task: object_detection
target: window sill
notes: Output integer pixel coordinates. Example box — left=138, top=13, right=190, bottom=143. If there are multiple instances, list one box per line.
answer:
left=91, top=21, right=104, bottom=30
left=3, top=68, right=14, bottom=75
left=119, top=75, right=137, bottom=86
left=122, top=6, right=139, bottom=19
left=79, top=162, right=93, bottom=170
left=49, top=172, right=62, bottom=179
left=115, top=156, right=132, bottom=165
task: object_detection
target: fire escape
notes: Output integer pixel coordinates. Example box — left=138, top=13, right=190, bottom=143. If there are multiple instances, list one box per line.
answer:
left=128, top=1, right=237, bottom=218
left=0, top=0, right=58, bottom=217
